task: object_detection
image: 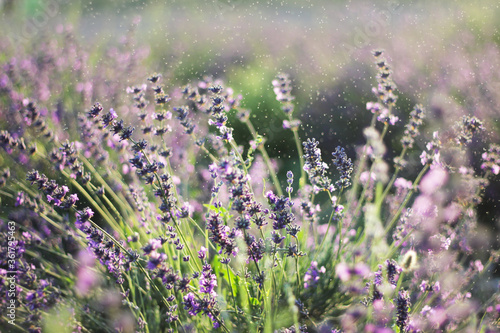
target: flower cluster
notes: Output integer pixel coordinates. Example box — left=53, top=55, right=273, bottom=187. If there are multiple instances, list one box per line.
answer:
left=206, top=212, right=239, bottom=258
left=481, top=143, right=500, bottom=175
left=22, top=100, right=54, bottom=139
left=26, top=170, right=79, bottom=209
left=366, top=50, right=398, bottom=125
left=299, top=198, right=321, bottom=224
left=0, top=221, right=62, bottom=332
left=286, top=170, right=294, bottom=194
left=401, top=104, right=425, bottom=150
left=303, top=261, right=326, bottom=289
left=302, top=138, right=332, bottom=191
left=208, top=85, right=233, bottom=142
left=51, top=141, right=90, bottom=181
left=396, top=290, right=411, bottom=332
left=332, top=146, right=353, bottom=189
left=272, top=73, right=295, bottom=113
left=183, top=261, right=223, bottom=329
left=142, top=237, right=167, bottom=270
left=455, top=115, right=484, bottom=145
left=76, top=207, right=129, bottom=284
left=386, top=259, right=401, bottom=286
left=420, top=131, right=442, bottom=168
left=266, top=191, right=295, bottom=231
left=173, top=106, right=196, bottom=135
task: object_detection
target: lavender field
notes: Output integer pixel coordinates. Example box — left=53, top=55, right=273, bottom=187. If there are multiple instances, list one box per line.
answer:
left=0, top=0, right=499, bottom=332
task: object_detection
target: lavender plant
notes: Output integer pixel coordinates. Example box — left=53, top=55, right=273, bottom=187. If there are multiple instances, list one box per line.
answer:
left=0, top=28, right=499, bottom=333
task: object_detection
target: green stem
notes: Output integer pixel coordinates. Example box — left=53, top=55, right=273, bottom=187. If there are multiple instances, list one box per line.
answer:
left=71, top=204, right=174, bottom=315
left=229, top=139, right=250, bottom=176
left=61, top=169, right=125, bottom=238
left=351, top=122, right=390, bottom=221
left=80, top=156, right=136, bottom=218
left=291, top=125, right=306, bottom=190
left=0, top=189, right=13, bottom=198
left=226, top=263, right=239, bottom=323
left=244, top=118, right=283, bottom=196
left=312, top=203, right=335, bottom=262
left=376, top=147, right=408, bottom=207
left=172, top=216, right=201, bottom=272
left=345, top=113, right=379, bottom=214
left=394, top=271, right=405, bottom=296
left=294, top=256, right=301, bottom=295
left=128, top=138, right=202, bottom=272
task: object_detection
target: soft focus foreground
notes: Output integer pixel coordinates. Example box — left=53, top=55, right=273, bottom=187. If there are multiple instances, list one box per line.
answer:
left=0, top=1, right=500, bottom=332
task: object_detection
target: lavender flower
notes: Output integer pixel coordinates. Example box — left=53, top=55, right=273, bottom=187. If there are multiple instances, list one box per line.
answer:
left=26, top=170, right=79, bottom=210
left=396, top=290, right=411, bottom=332
left=375, top=54, right=397, bottom=101
left=208, top=85, right=233, bottom=142
left=455, top=115, right=484, bottom=145
left=302, top=138, right=332, bottom=191
left=304, top=261, right=326, bottom=289
left=401, top=104, right=425, bottom=149
left=272, top=73, right=295, bottom=114
left=336, top=262, right=370, bottom=282
left=75, top=250, right=98, bottom=296
left=199, top=264, right=217, bottom=296
left=420, top=131, right=441, bottom=168
left=198, top=246, right=207, bottom=260
left=286, top=170, right=294, bottom=194
left=266, top=190, right=295, bottom=230
left=102, top=108, right=118, bottom=128
left=205, top=212, right=238, bottom=257
left=245, top=234, right=266, bottom=262
left=174, top=106, right=196, bottom=135
left=87, top=102, right=103, bottom=119
left=155, top=92, right=171, bottom=105
left=481, top=144, right=500, bottom=175
left=419, top=167, right=448, bottom=195
left=183, top=265, right=223, bottom=329
left=386, top=259, right=400, bottom=286
left=332, top=146, right=353, bottom=189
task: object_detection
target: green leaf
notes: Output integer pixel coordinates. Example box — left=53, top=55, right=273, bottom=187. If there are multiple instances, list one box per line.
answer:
left=249, top=296, right=261, bottom=306
left=204, top=203, right=229, bottom=213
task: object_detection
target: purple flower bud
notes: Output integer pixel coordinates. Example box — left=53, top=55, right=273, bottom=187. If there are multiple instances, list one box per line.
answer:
left=198, top=246, right=207, bottom=260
